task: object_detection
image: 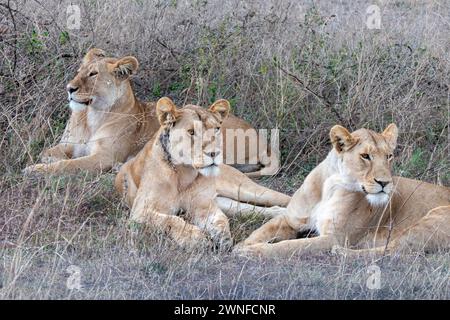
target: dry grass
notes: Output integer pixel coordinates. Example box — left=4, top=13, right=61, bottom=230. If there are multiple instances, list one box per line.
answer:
left=0, top=0, right=449, bottom=299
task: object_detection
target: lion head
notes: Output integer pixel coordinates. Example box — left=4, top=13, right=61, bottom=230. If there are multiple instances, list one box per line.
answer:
left=155, top=97, right=230, bottom=177
left=66, top=48, right=139, bottom=112
left=329, top=123, right=398, bottom=206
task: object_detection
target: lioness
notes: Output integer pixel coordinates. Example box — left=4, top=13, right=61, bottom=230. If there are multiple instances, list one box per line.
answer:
left=119, top=97, right=290, bottom=249
left=24, top=49, right=274, bottom=176
left=236, top=124, right=450, bottom=257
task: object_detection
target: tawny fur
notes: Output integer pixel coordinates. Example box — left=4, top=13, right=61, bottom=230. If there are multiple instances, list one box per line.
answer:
left=23, top=49, right=274, bottom=176
left=117, top=98, right=290, bottom=249
left=236, top=124, right=450, bottom=258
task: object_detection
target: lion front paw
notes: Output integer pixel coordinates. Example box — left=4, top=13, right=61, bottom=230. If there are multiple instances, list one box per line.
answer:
left=331, top=245, right=363, bottom=257
left=22, top=164, right=47, bottom=176
left=173, top=226, right=211, bottom=250
left=232, top=243, right=265, bottom=258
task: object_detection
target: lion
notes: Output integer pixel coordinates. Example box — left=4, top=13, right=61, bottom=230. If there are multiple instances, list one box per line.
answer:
left=235, top=124, right=450, bottom=257
left=23, top=48, right=276, bottom=176
left=118, top=97, right=290, bottom=249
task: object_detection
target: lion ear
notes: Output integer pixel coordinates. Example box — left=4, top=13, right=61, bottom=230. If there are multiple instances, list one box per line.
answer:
left=330, top=125, right=357, bottom=153
left=82, top=48, right=106, bottom=65
left=382, top=123, right=398, bottom=149
left=113, top=56, right=139, bottom=80
left=156, top=97, right=179, bottom=126
left=209, top=99, right=230, bottom=120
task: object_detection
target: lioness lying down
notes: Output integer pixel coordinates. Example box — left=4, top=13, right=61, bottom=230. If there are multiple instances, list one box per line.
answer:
left=236, top=124, right=450, bottom=257
left=24, top=49, right=275, bottom=176
left=117, top=97, right=290, bottom=249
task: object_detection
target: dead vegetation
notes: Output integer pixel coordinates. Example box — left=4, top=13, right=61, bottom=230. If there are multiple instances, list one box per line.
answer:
left=0, top=0, right=449, bottom=299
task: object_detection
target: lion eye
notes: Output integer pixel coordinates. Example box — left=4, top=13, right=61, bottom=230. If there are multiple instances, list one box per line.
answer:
left=188, top=129, right=195, bottom=136
left=361, top=153, right=371, bottom=160
left=387, top=154, right=394, bottom=160
left=89, top=71, right=98, bottom=77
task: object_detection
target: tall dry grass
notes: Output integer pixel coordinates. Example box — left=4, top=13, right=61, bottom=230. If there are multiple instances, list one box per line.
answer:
left=0, top=0, right=449, bottom=299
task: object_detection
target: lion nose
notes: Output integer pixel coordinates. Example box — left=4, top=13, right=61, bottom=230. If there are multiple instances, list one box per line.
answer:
left=206, top=151, right=220, bottom=158
left=67, top=84, right=78, bottom=94
left=374, top=179, right=390, bottom=188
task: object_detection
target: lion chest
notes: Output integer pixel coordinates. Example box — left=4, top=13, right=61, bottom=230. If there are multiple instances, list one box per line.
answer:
left=72, top=142, right=91, bottom=158
left=63, top=109, right=116, bottom=158
left=309, top=202, right=337, bottom=235
left=61, top=132, right=92, bottom=158
left=69, top=133, right=96, bottom=158
left=308, top=175, right=355, bottom=235
left=62, top=112, right=97, bottom=158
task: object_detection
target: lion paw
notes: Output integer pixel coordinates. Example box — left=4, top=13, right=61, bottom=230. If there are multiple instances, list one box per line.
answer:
left=232, top=244, right=263, bottom=258
left=22, top=164, right=46, bottom=176
left=331, top=245, right=359, bottom=257
left=174, top=227, right=211, bottom=250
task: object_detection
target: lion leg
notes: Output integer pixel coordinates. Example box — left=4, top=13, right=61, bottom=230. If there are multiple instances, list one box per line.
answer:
left=333, top=246, right=385, bottom=258
left=336, top=206, right=450, bottom=257
left=216, top=196, right=287, bottom=218
left=243, top=170, right=266, bottom=178
left=237, top=133, right=279, bottom=178
left=237, top=235, right=334, bottom=258
left=40, top=143, right=73, bottom=163
left=191, top=203, right=233, bottom=251
left=237, top=214, right=302, bottom=247
left=216, top=164, right=290, bottom=207
left=23, top=153, right=114, bottom=175
left=231, top=164, right=263, bottom=174
left=130, top=204, right=210, bottom=249
left=240, top=152, right=279, bottom=178
left=383, top=205, right=450, bottom=253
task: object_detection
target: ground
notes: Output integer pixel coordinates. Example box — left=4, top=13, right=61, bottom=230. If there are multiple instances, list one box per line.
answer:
left=1, top=174, right=448, bottom=299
